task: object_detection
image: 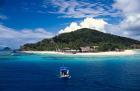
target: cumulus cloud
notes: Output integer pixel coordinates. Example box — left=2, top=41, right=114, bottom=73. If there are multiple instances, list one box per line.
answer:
left=113, top=0, right=140, bottom=16
left=59, top=22, right=80, bottom=34
left=109, top=0, right=140, bottom=40
left=59, top=17, right=107, bottom=34
left=0, top=25, right=54, bottom=48
left=80, top=18, right=107, bottom=31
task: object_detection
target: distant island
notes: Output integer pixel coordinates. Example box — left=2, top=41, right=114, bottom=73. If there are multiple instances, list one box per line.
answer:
left=21, top=28, right=140, bottom=53
left=0, top=47, right=12, bottom=51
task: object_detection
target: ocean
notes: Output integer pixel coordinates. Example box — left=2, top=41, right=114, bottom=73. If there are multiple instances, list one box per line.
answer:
left=0, top=51, right=140, bottom=91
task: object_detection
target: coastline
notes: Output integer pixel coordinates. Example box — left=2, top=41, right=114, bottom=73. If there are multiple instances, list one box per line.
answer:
left=22, top=50, right=136, bottom=56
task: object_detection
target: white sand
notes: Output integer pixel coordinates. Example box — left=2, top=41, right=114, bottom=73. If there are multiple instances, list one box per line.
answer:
left=23, top=50, right=136, bottom=56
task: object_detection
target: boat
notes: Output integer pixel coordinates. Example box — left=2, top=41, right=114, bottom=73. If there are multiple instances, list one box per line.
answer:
left=60, top=67, right=71, bottom=78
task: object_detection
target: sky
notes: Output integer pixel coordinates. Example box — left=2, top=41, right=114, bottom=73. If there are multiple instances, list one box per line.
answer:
left=0, top=0, right=140, bottom=48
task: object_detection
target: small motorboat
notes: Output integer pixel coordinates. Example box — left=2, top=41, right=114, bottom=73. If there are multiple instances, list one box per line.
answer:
left=60, top=67, right=71, bottom=78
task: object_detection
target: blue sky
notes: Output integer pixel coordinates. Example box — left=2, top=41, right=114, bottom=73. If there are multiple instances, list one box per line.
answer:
left=1, top=0, right=118, bottom=30
left=0, top=0, right=140, bottom=48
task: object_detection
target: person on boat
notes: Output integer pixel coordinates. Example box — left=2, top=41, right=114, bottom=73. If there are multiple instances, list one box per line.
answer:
left=60, top=67, right=70, bottom=78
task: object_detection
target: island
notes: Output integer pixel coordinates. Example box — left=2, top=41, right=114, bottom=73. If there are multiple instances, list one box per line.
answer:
left=21, top=28, right=140, bottom=55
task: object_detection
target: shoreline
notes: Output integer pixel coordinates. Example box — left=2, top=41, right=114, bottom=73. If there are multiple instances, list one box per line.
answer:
left=22, top=50, right=136, bottom=56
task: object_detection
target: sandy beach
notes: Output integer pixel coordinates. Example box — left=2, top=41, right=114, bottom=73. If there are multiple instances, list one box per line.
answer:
left=23, top=50, right=136, bottom=56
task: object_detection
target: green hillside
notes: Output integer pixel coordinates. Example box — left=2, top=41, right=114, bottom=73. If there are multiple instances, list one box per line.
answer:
left=21, top=28, right=140, bottom=52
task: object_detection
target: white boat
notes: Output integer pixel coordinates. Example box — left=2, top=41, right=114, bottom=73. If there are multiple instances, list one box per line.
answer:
left=60, top=67, right=71, bottom=78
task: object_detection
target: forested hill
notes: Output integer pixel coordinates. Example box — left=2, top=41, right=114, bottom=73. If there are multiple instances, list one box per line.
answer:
left=21, top=28, right=140, bottom=51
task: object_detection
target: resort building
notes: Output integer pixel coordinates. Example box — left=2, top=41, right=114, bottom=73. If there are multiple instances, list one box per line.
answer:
left=62, top=47, right=78, bottom=53
left=80, top=46, right=93, bottom=52
left=80, top=46, right=99, bottom=52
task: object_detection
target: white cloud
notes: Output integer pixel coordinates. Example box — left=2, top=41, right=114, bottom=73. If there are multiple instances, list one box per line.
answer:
left=120, top=15, right=140, bottom=31
left=43, top=0, right=120, bottom=18
left=0, top=25, right=54, bottom=48
left=59, top=22, right=80, bottom=34
left=113, top=0, right=140, bottom=16
left=80, top=17, right=107, bottom=32
left=109, top=0, right=140, bottom=40
left=59, top=17, right=107, bottom=34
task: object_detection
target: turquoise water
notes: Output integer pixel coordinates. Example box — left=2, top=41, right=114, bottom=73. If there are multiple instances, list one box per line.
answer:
left=0, top=51, right=140, bottom=91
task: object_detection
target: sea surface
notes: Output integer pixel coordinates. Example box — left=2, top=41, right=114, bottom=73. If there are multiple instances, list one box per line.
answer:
left=0, top=51, right=140, bottom=91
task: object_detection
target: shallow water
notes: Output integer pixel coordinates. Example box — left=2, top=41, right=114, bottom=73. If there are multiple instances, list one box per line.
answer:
left=0, top=51, right=140, bottom=91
